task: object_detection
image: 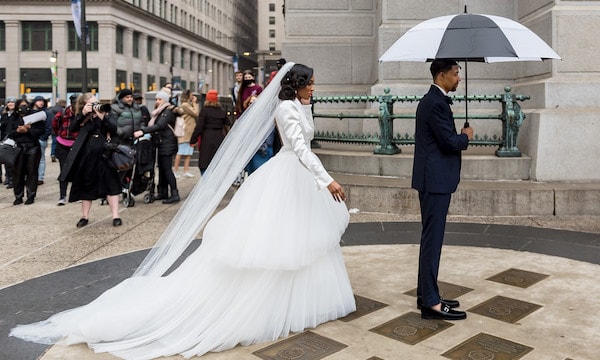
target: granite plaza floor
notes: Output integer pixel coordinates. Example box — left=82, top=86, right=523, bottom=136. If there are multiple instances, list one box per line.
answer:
left=0, top=157, right=598, bottom=360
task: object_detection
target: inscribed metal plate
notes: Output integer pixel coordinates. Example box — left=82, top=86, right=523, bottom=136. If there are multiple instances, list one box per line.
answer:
left=404, top=281, right=474, bottom=300
left=340, top=295, right=388, bottom=322
left=370, top=311, right=453, bottom=345
left=252, top=331, right=347, bottom=360
left=442, top=332, right=533, bottom=360
left=366, top=357, right=385, bottom=360
left=486, top=268, right=549, bottom=288
left=468, top=295, right=542, bottom=324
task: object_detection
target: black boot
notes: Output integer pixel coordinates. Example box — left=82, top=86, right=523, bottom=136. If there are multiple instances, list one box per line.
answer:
left=162, top=190, right=180, bottom=204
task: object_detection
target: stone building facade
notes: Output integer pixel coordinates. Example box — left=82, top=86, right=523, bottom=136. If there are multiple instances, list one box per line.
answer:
left=0, top=0, right=258, bottom=102
left=281, top=0, right=600, bottom=182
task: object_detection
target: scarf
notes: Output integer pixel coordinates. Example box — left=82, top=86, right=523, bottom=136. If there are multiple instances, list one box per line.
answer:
left=148, top=103, right=170, bottom=127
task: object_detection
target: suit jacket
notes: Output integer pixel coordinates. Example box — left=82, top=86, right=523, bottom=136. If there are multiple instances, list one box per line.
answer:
left=411, top=85, right=469, bottom=194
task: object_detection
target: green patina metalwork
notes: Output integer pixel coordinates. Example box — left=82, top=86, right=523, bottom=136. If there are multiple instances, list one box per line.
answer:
left=312, top=86, right=529, bottom=157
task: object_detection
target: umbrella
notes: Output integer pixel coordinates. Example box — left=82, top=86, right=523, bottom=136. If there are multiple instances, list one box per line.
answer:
left=379, top=6, right=560, bottom=126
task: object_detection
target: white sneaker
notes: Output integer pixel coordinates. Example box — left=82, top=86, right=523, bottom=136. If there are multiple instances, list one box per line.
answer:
left=183, top=172, right=195, bottom=178
left=57, top=197, right=67, bottom=206
left=174, top=171, right=181, bottom=179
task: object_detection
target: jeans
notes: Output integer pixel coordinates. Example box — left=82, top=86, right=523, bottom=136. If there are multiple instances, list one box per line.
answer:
left=38, top=139, right=48, bottom=181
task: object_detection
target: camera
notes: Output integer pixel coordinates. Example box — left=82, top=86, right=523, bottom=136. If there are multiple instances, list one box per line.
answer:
left=92, top=103, right=112, bottom=112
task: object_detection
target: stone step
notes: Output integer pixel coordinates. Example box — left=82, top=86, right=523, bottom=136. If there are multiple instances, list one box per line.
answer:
left=334, top=172, right=600, bottom=216
left=312, top=143, right=598, bottom=216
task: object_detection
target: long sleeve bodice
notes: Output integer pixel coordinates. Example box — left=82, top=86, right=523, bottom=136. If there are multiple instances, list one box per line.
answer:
left=276, top=99, right=333, bottom=189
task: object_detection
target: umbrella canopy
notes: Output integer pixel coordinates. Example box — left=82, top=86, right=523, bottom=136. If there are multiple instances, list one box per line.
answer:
left=379, top=13, right=561, bottom=63
left=379, top=10, right=560, bottom=126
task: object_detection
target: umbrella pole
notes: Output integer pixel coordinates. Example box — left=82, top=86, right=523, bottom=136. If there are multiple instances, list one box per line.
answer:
left=464, top=60, right=469, bottom=128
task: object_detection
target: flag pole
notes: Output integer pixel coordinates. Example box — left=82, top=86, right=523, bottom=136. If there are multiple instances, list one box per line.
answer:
left=80, top=0, right=88, bottom=93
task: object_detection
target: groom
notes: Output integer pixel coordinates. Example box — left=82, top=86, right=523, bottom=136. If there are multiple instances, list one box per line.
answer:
left=412, top=59, right=473, bottom=320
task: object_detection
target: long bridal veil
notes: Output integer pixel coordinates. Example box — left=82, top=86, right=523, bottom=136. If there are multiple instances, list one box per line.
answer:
left=133, top=62, right=295, bottom=277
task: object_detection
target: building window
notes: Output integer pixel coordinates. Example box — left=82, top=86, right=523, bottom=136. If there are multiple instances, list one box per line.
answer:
left=269, top=16, right=275, bottom=25
left=147, top=74, right=156, bottom=91
left=133, top=72, right=142, bottom=92
left=68, top=22, right=98, bottom=51
left=133, top=32, right=140, bottom=58
left=269, top=3, right=275, bottom=11
left=180, top=48, right=185, bottom=68
left=21, top=68, right=52, bottom=93
left=66, top=68, right=99, bottom=93
left=116, top=69, right=127, bottom=92
left=269, top=42, right=276, bottom=51
left=159, top=76, right=167, bottom=88
left=269, top=29, right=276, bottom=38
left=160, top=41, right=166, bottom=63
left=116, top=26, right=124, bottom=54
left=0, top=22, right=5, bottom=51
left=171, top=44, right=176, bottom=67
left=147, top=36, right=154, bottom=61
left=22, top=22, right=52, bottom=51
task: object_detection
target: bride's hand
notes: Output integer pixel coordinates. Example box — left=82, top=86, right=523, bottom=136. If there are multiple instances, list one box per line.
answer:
left=327, top=180, right=346, bottom=202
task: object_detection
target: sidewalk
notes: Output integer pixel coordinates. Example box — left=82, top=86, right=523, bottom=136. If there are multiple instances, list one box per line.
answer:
left=0, top=155, right=599, bottom=359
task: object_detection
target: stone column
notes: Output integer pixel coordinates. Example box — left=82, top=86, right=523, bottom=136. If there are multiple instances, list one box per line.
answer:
left=4, top=21, right=20, bottom=97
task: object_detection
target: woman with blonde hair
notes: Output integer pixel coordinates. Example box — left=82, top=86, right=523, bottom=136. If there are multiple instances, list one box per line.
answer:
left=172, top=89, right=199, bottom=178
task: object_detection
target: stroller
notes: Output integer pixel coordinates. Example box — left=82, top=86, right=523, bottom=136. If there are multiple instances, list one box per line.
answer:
left=121, top=137, right=156, bottom=207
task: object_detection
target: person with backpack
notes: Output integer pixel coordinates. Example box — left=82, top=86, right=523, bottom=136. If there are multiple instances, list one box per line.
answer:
left=52, top=94, right=80, bottom=205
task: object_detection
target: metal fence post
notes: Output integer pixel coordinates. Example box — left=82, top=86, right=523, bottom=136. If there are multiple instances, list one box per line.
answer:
left=374, top=88, right=401, bottom=155
left=496, top=85, right=524, bottom=157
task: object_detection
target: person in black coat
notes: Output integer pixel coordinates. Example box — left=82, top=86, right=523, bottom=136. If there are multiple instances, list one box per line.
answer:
left=59, top=93, right=123, bottom=228
left=3, top=98, right=45, bottom=205
left=133, top=90, right=179, bottom=204
left=0, top=97, right=19, bottom=188
left=190, top=89, right=231, bottom=175
left=411, top=59, right=473, bottom=321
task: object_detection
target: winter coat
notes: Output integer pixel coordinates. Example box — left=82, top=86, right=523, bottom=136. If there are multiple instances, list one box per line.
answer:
left=110, top=100, right=143, bottom=146
left=141, top=106, right=177, bottom=157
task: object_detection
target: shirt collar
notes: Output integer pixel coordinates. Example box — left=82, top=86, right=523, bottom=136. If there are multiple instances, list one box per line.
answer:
left=433, top=84, right=448, bottom=96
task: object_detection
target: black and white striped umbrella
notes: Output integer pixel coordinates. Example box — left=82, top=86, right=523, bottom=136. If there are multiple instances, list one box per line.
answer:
left=379, top=12, right=560, bottom=63
left=379, top=9, right=560, bottom=126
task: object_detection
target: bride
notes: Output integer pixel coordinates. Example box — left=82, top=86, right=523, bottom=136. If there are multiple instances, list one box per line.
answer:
left=10, top=62, right=356, bottom=359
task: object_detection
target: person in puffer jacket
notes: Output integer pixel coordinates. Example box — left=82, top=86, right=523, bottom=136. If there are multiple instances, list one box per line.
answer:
left=110, top=89, right=143, bottom=147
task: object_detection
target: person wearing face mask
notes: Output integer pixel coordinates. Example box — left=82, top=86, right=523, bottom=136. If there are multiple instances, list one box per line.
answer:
left=235, top=70, right=263, bottom=119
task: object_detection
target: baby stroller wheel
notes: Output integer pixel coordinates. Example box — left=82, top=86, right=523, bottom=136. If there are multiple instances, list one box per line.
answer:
left=123, top=194, right=135, bottom=207
left=143, top=193, right=154, bottom=203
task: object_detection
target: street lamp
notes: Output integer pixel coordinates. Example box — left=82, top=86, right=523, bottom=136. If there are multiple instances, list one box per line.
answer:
left=50, top=50, right=58, bottom=103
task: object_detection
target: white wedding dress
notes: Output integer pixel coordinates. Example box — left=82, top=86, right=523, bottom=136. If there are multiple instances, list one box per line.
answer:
left=10, top=98, right=356, bottom=360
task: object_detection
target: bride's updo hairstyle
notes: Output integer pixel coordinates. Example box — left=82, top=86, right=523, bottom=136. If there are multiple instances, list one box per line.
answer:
left=278, top=64, right=313, bottom=100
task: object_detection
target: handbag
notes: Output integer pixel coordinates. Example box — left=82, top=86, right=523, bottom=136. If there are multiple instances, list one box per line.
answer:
left=0, top=137, right=22, bottom=166
left=104, top=135, right=136, bottom=172
left=168, top=116, right=185, bottom=137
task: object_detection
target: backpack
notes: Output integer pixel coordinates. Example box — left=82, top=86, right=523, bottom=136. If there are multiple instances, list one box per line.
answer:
left=169, top=116, right=185, bottom=137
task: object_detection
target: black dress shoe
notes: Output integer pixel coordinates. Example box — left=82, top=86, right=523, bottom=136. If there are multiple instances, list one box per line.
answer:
left=112, top=218, right=122, bottom=227
left=417, top=297, right=460, bottom=310
left=76, top=218, right=89, bottom=228
left=24, top=198, right=34, bottom=205
left=13, top=198, right=23, bottom=205
left=421, top=304, right=467, bottom=320
left=154, top=193, right=167, bottom=201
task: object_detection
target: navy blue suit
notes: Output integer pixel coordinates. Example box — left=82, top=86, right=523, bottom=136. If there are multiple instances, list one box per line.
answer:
left=412, top=85, right=469, bottom=308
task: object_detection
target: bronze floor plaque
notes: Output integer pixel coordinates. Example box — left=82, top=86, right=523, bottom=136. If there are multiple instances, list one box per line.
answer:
left=468, top=295, right=542, bottom=324
left=442, top=332, right=533, bottom=360
left=404, top=281, right=474, bottom=301
left=486, top=268, right=549, bottom=288
left=252, top=331, right=347, bottom=360
left=366, top=357, right=385, bottom=360
left=370, top=311, right=453, bottom=345
left=340, top=295, right=388, bottom=322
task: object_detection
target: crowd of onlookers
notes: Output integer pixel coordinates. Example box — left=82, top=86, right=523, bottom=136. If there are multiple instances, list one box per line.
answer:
left=0, top=62, right=285, bottom=226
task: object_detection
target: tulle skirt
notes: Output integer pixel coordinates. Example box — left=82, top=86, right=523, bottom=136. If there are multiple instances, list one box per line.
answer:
left=10, top=147, right=356, bottom=360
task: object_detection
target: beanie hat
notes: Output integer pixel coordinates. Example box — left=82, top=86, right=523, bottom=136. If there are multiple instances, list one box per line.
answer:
left=133, top=93, right=143, bottom=99
left=118, top=89, right=133, bottom=100
left=206, top=89, right=218, bottom=103
left=6, top=97, right=16, bottom=103
left=156, top=91, right=170, bottom=102
left=33, top=95, right=46, bottom=102
left=160, top=86, right=172, bottom=96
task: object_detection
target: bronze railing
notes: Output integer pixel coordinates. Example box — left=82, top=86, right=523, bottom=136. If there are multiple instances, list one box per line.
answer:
left=312, top=86, right=529, bottom=157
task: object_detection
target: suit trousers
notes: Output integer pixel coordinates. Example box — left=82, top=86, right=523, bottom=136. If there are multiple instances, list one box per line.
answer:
left=417, top=191, right=451, bottom=308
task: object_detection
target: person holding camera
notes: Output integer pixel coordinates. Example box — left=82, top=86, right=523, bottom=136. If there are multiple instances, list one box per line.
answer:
left=59, top=93, right=123, bottom=227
